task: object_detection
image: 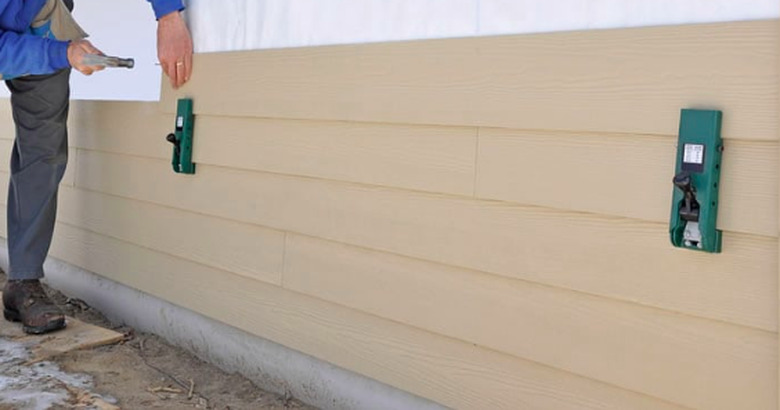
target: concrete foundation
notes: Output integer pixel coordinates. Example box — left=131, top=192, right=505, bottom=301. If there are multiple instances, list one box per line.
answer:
left=0, top=238, right=444, bottom=410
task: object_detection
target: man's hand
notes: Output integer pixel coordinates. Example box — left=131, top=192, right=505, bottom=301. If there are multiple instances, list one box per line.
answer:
left=67, top=40, right=106, bottom=76
left=157, top=11, right=193, bottom=89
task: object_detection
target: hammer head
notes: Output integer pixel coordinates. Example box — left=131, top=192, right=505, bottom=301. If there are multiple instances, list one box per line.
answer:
left=82, top=54, right=135, bottom=69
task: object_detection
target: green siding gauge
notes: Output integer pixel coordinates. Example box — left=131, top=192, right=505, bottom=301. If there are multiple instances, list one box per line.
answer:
left=670, top=109, right=723, bottom=253
left=166, top=98, right=196, bottom=174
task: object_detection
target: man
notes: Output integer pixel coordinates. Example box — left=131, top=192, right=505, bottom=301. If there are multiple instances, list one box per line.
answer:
left=0, top=0, right=193, bottom=335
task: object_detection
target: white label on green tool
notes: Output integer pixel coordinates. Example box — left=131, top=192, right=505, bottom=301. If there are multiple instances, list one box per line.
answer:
left=177, top=116, right=184, bottom=128
left=683, top=143, right=704, bottom=164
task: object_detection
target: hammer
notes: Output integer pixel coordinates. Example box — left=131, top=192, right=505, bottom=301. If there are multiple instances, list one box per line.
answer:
left=82, top=54, right=135, bottom=69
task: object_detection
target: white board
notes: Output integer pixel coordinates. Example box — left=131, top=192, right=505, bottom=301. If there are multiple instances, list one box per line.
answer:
left=1, top=0, right=778, bottom=100
left=188, top=0, right=780, bottom=52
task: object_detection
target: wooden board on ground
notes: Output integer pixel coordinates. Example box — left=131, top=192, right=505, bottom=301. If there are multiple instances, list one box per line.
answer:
left=0, top=296, right=124, bottom=362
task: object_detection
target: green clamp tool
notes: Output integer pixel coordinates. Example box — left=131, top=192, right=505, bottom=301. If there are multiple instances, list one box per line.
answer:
left=669, top=109, right=723, bottom=253
left=166, top=98, right=196, bottom=174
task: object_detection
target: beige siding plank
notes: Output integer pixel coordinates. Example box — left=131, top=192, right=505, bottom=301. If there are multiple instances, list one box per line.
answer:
left=2, top=100, right=168, bottom=155
left=74, top=151, right=777, bottom=332
left=776, top=22, right=780, bottom=410
left=62, top=148, right=76, bottom=187
left=0, top=139, right=10, bottom=171
left=0, top=99, right=11, bottom=140
left=0, top=134, right=75, bottom=187
left=163, top=20, right=777, bottom=140
left=0, top=157, right=74, bottom=196
left=285, top=234, right=776, bottom=410
left=6, top=101, right=775, bottom=235
left=0, top=101, right=85, bottom=183
left=0, top=172, right=6, bottom=205
left=67, top=101, right=479, bottom=196
left=0, top=101, right=128, bottom=178
left=55, top=186, right=284, bottom=285
left=477, top=130, right=777, bottom=237
left=36, top=217, right=688, bottom=410
left=195, top=116, right=478, bottom=196
left=0, top=151, right=75, bottom=199
left=68, top=101, right=172, bottom=159
left=60, top=148, right=79, bottom=187
left=0, top=141, right=74, bottom=187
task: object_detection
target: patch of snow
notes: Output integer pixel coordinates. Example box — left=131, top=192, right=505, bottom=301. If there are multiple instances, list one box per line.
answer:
left=0, top=339, right=93, bottom=410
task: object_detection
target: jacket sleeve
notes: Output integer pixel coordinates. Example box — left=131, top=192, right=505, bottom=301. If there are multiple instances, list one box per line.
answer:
left=147, top=0, right=184, bottom=20
left=0, top=29, right=69, bottom=77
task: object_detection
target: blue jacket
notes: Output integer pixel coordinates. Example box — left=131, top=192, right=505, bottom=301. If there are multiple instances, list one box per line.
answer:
left=0, top=0, right=183, bottom=77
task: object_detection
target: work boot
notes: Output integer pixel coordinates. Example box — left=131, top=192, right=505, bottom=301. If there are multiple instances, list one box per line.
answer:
left=3, top=280, right=66, bottom=334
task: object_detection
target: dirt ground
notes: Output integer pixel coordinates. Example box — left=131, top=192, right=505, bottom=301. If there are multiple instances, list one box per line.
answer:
left=0, top=272, right=314, bottom=410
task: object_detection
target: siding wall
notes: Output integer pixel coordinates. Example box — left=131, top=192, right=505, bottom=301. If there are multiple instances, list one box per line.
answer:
left=0, top=19, right=777, bottom=409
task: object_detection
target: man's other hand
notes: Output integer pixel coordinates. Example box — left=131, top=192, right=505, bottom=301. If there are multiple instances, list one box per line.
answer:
left=67, top=40, right=106, bottom=76
left=157, top=11, right=193, bottom=89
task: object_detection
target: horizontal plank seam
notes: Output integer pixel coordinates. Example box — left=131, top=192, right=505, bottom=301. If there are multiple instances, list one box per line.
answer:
left=156, top=108, right=779, bottom=144
left=69, top=146, right=485, bottom=199
left=64, top=147, right=167, bottom=162
left=281, top=232, right=289, bottom=289
left=55, top=181, right=289, bottom=235
left=477, top=127, right=779, bottom=144
left=469, top=198, right=777, bottom=240
left=46, top=182, right=775, bottom=333
left=54, top=180, right=777, bottom=332
left=65, top=102, right=775, bottom=145
left=147, top=109, right=777, bottom=144
left=52, top=220, right=283, bottom=288
left=472, top=128, right=480, bottom=197
left=282, top=230, right=777, bottom=335
left=70, top=149, right=78, bottom=188
left=193, top=113, right=482, bottom=133
left=68, top=150, right=778, bottom=239
left=43, top=219, right=706, bottom=408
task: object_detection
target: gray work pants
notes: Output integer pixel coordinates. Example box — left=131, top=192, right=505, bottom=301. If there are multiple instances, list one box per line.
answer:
left=5, top=68, right=70, bottom=280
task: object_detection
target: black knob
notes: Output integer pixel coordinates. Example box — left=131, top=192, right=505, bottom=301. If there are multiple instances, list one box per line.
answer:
left=673, top=173, right=693, bottom=194
left=166, top=133, right=178, bottom=145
